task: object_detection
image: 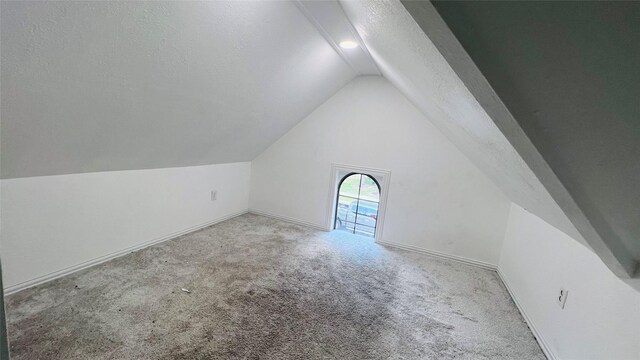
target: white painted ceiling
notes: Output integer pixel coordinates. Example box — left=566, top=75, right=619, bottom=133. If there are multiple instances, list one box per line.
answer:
left=425, top=1, right=640, bottom=279
left=295, top=1, right=380, bottom=76
left=339, top=0, right=587, bottom=246
left=341, top=0, right=639, bottom=282
left=1, top=1, right=355, bottom=178
left=3, top=0, right=635, bottom=281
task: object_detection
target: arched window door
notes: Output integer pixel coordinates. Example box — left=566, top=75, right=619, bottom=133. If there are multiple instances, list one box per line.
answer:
left=334, top=173, right=380, bottom=238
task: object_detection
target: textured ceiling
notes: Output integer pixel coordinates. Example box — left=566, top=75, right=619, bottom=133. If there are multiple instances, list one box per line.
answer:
left=430, top=0, right=640, bottom=265
left=3, top=0, right=636, bottom=280
left=339, top=0, right=587, bottom=248
left=1, top=1, right=355, bottom=179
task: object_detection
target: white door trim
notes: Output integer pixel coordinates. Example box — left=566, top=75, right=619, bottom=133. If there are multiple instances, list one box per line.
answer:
left=326, top=163, right=391, bottom=242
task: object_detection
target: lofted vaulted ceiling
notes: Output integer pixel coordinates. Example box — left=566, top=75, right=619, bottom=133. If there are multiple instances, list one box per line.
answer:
left=339, top=1, right=586, bottom=245
left=427, top=0, right=640, bottom=273
left=341, top=0, right=639, bottom=283
left=0, top=1, right=356, bottom=179
left=2, top=0, right=637, bottom=284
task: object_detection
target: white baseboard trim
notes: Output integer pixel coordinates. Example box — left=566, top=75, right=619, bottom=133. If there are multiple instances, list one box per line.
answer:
left=4, top=209, right=249, bottom=296
left=375, top=239, right=497, bottom=271
left=248, top=209, right=330, bottom=231
left=496, top=268, right=555, bottom=360
left=376, top=240, right=552, bottom=359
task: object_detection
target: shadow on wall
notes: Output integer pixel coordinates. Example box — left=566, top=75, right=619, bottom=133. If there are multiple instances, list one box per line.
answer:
left=0, top=261, right=10, bottom=359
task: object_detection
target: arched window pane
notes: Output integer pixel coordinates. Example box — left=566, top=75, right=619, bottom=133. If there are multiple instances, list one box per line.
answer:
left=334, top=173, right=381, bottom=238
left=359, top=175, right=380, bottom=202
left=338, top=174, right=361, bottom=198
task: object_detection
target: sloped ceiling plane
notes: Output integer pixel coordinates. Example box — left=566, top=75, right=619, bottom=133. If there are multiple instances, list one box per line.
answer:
left=1, top=0, right=637, bottom=288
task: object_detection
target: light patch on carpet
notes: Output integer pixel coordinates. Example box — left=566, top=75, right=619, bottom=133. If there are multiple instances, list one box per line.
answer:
left=6, top=214, right=544, bottom=359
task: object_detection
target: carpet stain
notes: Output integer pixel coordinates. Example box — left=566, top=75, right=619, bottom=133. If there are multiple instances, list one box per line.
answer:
left=6, top=214, right=544, bottom=359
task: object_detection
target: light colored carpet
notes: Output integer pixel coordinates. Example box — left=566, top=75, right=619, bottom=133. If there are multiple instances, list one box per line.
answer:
left=6, top=214, right=544, bottom=359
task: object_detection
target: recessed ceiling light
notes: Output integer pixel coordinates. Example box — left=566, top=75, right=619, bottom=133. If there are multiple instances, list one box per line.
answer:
left=339, top=40, right=359, bottom=49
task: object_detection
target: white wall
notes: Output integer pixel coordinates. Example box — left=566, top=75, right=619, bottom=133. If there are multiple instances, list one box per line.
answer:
left=1, top=162, right=250, bottom=292
left=250, top=76, right=510, bottom=266
left=499, top=203, right=640, bottom=360
left=341, top=1, right=587, bottom=248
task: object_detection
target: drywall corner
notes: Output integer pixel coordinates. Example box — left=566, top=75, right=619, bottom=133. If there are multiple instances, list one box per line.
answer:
left=498, top=203, right=640, bottom=360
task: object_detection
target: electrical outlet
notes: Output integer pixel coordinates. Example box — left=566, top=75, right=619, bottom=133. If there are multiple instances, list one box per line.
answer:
left=211, top=190, right=217, bottom=201
left=557, top=288, right=568, bottom=309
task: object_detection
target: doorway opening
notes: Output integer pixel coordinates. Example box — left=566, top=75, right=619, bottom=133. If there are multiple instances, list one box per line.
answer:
left=334, top=173, right=380, bottom=238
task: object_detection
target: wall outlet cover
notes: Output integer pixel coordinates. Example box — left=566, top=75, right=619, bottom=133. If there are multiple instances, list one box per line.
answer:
left=557, top=288, right=568, bottom=309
